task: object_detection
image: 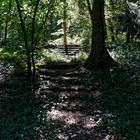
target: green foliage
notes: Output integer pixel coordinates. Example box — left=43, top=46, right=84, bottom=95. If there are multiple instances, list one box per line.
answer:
left=84, top=43, right=140, bottom=139
left=0, top=0, right=140, bottom=139
left=102, top=82, right=140, bottom=139
left=0, top=44, right=25, bottom=65
left=81, top=29, right=91, bottom=52
left=43, top=48, right=66, bottom=62
left=108, top=43, right=140, bottom=66
left=71, top=51, right=88, bottom=63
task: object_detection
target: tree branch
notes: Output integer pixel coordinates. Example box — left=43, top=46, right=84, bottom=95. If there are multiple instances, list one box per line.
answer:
left=86, top=0, right=93, bottom=18
left=31, top=0, right=40, bottom=77
left=35, top=0, right=55, bottom=43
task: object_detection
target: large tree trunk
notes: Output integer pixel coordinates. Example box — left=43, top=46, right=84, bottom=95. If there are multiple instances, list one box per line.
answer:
left=85, top=0, right=116, bottom=70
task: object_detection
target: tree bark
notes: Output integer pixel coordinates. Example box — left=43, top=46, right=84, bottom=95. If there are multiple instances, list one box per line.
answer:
left=85, top=0, right=116, bottom=70
left=63, top=0, right=68, bottom=54
left=110, top=26, right=115, bottom=42
left=31, top=0, right=40, bottom=78
left=16, top=0, right=31, bottom=75
left=4, top=0, right=12, bottom=44
left=126, top=32, right=130, bottom=43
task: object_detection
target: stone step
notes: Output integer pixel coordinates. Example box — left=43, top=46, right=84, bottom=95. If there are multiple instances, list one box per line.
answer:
left=39, top=68, right=82, bottom=74
left=57, top=45, right=80, bottom=48
left=38, top=62, right=81, bottom=70
left=40, top=75, right=80, bottom=81
left=59, top=47, right=80, bottom=50
left=40, top=85, right=90, bottom=92
left=60, top=50, right=80, bottom=53
left=40, top=79, right=83, bottom=87
left=39, top=70, right=86, bottom=77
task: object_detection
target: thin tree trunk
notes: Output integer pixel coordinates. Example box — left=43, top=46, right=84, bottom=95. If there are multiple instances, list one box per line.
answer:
left=16, top=0, right=31, bottom=75
left=110, top=27, right=115, bottom=42
left=86, top=0, right=92, bottom=19
left=31, top=0, right=40, bottom=78
left=109, top=0, right=115, bottom=42
left=4, top=0, right=12, bottom=44
left=126, top=32, right=130, bottom=43
left=63, top=0, right=68, bottom=54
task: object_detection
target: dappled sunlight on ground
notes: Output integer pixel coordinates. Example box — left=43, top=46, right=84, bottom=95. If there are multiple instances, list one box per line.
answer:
left=47, top=109, right=103, bottom=128
left=35, top=61, right=111, bottom=139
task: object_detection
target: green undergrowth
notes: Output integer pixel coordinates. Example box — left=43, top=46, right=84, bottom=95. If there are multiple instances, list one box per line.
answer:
left=83, top=44, right=140, bottom=139
left=102, top=67, right=140, bottom=139
left=0, top=76, right=38, bottom=140
left=83, top=68, right=140, bottom=139
left=70, top=51, right=88, bottom=63
left=42, top=49, right=68, bottom=62
left=0, top=74, right=64, bottom=140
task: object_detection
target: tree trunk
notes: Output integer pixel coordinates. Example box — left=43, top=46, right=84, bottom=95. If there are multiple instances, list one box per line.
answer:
left=63, top=0, right=68, bottom=55
left=85, top=0, right=116, bottom=70
left=16, top=0, right=31, bottom=75
left=31, top=0, right=40, bottom=78
left=4, top=0, right=12, bottom=44
left=110, top=27, right=115, bottom=42
left=126, top=32, right=130, bottom=43
left=109, top=0, right=115, bottom=42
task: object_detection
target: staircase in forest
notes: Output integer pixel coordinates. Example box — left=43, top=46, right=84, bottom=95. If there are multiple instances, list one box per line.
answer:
left=36, top=61, right=109, bottom=140
left=58, top=45, right=81, bottom=55
left=44, top=44, right=81, bottom=55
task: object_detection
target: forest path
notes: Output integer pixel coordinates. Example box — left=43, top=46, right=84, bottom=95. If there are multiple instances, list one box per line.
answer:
left=0, top=61, right=133, bottom=139
left=37, top=61, right=112, bottom=140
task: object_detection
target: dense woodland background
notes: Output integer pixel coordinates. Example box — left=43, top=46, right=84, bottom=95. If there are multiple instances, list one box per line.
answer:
left=0, top=0, right=140, bottom=140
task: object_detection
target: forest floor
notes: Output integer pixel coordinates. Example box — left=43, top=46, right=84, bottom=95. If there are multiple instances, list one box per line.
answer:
left=0, top=59, right=140, bottom=140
